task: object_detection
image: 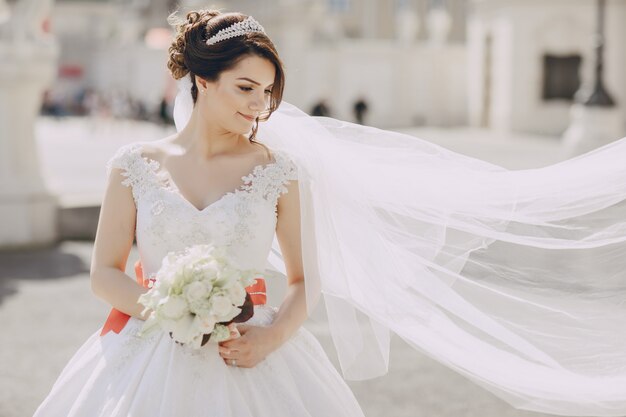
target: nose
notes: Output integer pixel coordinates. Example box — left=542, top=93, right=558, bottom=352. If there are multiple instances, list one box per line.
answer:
left=248, top=92, right=267, bottom=112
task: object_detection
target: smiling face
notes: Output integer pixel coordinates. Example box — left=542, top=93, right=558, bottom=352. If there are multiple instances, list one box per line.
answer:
left=197, top=54, right=276, bottom=135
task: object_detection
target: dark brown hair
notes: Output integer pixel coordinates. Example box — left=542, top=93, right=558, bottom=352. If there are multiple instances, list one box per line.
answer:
left=167, top=9, right=285, bottom=143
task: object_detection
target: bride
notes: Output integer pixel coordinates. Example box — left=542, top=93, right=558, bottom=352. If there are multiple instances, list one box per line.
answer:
left=35, top=8, right=626, bottom=417
left=33, top=9, right=365, bottom=417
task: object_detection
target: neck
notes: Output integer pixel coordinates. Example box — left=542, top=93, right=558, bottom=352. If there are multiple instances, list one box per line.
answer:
left=175, top=105, right=247, bottom=160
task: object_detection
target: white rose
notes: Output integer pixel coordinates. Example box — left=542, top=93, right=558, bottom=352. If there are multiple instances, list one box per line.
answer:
left=169, top=313, right=198, bottom=344
left=158, top=280, right=172, bottom=293
left=158, top=295, right=188, bottom=320
left=196, top=313, right=217, bottom=333
left=188, top=298, right=212, bottom=316
left=189, top=333, right=204, bottom=350
left=210, top=295, right=233, bottom=318
left=226, top=284, right=247, bottom=305
left=159, top=318, right=177, bottom=334
left=202, top=261, right=221, bottom=281
left=219, top=305, right=242, bottom=322
left=182, top=280, right=211, bottom=303
left=137, top=289, right=159, bottom=309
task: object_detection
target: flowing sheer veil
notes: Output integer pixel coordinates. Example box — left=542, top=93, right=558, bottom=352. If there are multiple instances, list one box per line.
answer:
left=174, top=75, right=626, bottom=416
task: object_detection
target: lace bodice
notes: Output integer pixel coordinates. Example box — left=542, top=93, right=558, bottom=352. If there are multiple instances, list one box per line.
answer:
left=105, top=142, right=298, bottom=279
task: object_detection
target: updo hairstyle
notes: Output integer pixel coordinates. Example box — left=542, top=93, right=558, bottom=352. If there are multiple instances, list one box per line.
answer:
left=167, top=10, right=285, bottom=142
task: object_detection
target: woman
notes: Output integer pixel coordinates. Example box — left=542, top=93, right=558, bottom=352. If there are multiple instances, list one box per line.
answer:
left=33, top=10, right=365, bottom=417
left=36, top=8, right=626, bottom=417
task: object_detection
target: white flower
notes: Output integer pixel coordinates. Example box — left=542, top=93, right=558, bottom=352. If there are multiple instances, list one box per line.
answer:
left=158, top=295, right=188, bottom=320
left=182, top=280, right=212, bottom=303
left=137, top=289, right=159, bottom=308
left=226, top=283, right=247, bottom=305
left=212, top=324, right=231, bottom=342
left=189, top=333, right=205, bottom=350
left=210, top=294, right=234, bottom=318
left=137, top=313, right=160, bottom=337
left=136, top=244, right=263, bottom=349
left=196, top=313, right=217, bottom=333
left=221, top=305, right=242, bottom=322
left=159, top=318, right=178, bottom=335
left=169, top=313, right=198, bottom=344
left=198, top=260, right=220, bottom=282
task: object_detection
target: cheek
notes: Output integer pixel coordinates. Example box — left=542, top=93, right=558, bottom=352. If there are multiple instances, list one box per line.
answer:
left=222, top=88, right=244, bottom=107
left=210, top=87, right=240, bottom=110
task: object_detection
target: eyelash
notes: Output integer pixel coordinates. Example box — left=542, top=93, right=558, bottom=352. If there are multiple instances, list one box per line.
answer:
left=239, top=86, right=272, bottom=94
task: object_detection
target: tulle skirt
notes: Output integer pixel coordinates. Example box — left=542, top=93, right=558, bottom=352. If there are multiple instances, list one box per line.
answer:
left=33, top=305, right=365, bottom=417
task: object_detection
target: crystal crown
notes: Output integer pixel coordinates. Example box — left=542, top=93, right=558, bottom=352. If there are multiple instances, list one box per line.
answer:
left=206, top=16, right=266, bottom=46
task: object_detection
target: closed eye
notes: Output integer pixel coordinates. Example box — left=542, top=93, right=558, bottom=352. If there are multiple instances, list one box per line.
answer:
left=239, top=86, right=273, bottom=94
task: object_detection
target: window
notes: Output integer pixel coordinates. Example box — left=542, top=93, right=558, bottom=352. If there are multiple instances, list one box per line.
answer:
left=542, top=54, right=582, bottom=101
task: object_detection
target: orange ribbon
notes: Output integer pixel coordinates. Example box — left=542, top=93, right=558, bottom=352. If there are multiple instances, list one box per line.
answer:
left=246, top=277, right=267, bottom=306
left=100, top=260, right=267, bottom=337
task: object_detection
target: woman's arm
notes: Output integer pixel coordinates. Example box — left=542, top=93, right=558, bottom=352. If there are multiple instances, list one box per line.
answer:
left=265, top=178, right=307, bottom=345
left=90, top=166, right=151, bottom=321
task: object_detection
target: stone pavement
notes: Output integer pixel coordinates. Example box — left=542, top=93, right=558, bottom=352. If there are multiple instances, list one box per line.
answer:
left=0, top=117, right=565, bottom=417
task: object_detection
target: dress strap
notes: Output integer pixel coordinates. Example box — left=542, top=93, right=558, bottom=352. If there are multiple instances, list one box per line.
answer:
left=106, top=142, right=161, bottom=204
left=242, top=151, right=298, bottom=205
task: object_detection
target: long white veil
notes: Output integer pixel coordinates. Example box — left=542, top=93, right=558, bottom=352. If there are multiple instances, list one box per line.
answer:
left=175, top=75, right=626, bottom=416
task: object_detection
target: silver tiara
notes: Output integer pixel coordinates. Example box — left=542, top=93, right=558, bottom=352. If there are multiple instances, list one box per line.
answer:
left=205, top=16, right=266, bottom=46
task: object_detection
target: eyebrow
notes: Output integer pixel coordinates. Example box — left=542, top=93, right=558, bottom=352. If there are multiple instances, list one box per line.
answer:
left=236, top=77, right=274, bottom=87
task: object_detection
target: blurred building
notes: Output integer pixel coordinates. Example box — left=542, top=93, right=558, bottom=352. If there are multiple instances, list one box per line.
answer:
left=468, top=0, right=626, bottom=136
left=47, top=0, right=468, bottom=128
left=42, top=0, right=626, bottom=133
left=50, top=0, right=176, bottom=118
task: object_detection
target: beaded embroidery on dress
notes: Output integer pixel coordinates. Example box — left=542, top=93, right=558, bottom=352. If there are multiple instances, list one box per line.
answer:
left=33, top=141, right=365, bottom=417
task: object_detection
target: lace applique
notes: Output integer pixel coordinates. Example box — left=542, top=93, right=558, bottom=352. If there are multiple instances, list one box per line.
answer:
left=150, top=200, right=165, bottom=216
left=221, top=152, right=298, bottom=243
left=105, top=143, right=161, bottom=205
left=241, top=152, right=298, bottom=207
left=228, top=192, right=256, bottom=245
left=105, top=143, right=299, bottom=248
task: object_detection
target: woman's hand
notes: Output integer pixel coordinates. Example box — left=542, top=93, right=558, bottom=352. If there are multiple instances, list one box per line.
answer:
left=217, top=323, right=283, bottom=368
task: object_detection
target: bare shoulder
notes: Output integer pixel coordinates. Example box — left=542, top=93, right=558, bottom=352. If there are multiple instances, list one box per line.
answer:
left=249, top=141, right=276, bottom=164
left=138, top=135, right=178, bottom=161
left=124, top=136, right=275, bottom=167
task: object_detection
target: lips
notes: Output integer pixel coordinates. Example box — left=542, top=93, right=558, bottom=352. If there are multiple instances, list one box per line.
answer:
left=238, top=113, right=256, bottom=122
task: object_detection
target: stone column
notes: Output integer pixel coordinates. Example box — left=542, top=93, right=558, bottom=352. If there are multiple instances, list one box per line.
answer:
left=0, top=1, right=59, bottom=247
left=0, top=1, right=9, bottom=24
left=426, top=2, right=452, bottom=46
left=361, top=0, right=378, bottom=39
left=395, top=0, right=419, bottom=44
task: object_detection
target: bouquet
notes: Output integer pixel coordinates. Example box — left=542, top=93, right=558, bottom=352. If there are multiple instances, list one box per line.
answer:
left=136, top=244, right=260, bottom=349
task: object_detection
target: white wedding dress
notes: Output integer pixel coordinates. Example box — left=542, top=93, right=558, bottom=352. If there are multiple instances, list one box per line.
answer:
left=33, top=142, right=365, bottom=417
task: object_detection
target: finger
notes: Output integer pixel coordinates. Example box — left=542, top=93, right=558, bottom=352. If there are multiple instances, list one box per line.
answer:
left=220, top=338, right=241, bottom=350
left=220, top=331, right=239, bottom=343
left=229, top=326, right=241, bottom=338
left=218, top=332, right=238, bottom=345
left=220, top=351, right=238, bottom=360
left=219, top=325, right=239, bottom=340
left=218, top=346, right=239, bottom=355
